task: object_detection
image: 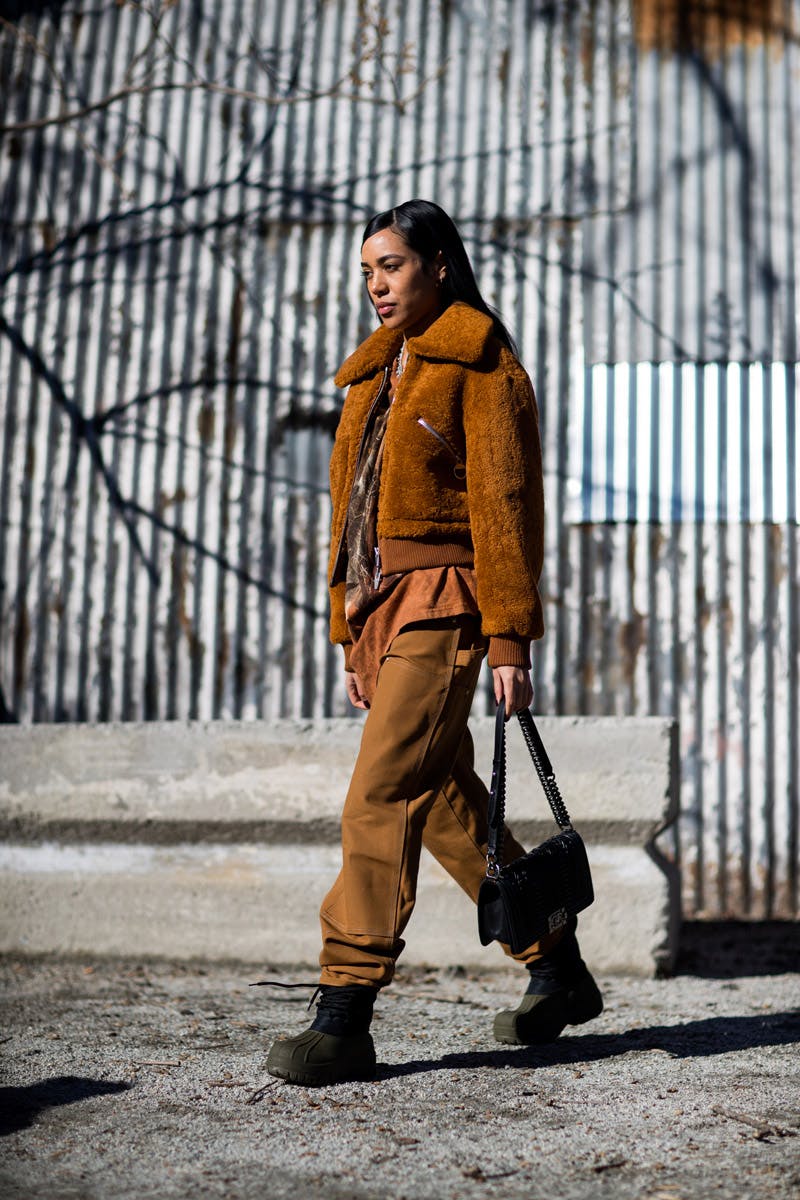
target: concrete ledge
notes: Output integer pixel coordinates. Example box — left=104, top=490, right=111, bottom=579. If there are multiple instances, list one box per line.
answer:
left=0, top=717, right=679, bottom=975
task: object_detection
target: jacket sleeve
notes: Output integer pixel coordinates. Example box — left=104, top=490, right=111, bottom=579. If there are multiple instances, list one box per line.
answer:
left=461, top=362, right=545, bottom=644
left=327, top=415, right=351, bottom=647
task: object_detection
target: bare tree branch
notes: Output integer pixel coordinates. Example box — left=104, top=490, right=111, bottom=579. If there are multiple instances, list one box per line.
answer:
left=0, top=308, right=327, bottom=617
left=0, top=12, right=69, bottom=99
left=0, top=0, right=438, bottom=662
left=0, top=309, right=156, bottom=579
left=122, top=0, right=176, bottom=87
left=0, top=1, right=447, bottom=138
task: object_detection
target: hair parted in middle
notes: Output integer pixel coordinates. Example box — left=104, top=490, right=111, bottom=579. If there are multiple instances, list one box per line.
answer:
left=362, top=199, right=517, bottom=354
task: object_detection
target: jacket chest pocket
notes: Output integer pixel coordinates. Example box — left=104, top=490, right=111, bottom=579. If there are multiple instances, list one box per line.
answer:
left=417, top=417, right=466, bottom=481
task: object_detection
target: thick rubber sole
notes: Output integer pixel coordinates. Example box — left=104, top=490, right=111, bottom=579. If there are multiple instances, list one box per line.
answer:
left=266, top=1029, right=377, bottom=1087
left=493, top=970, right=604, bottom=1046
left=493, top=991, right=569, bottom=1045
left=267, top=1062, right=377, bottom=1087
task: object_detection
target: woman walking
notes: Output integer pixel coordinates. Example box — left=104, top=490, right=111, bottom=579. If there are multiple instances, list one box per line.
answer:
left=267, top=200, right=602, bottom=1086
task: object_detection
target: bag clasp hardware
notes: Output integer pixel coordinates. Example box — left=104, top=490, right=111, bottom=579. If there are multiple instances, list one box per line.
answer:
left=548, top=908, right=569, bottom=933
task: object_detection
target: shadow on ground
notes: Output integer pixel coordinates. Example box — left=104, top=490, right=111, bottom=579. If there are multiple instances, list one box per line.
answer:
left=676, top=921, right=800, bottom=977
left=0, top=1077, right=131, bottom=1136
left=377, top=1010, right=800, bottom=1080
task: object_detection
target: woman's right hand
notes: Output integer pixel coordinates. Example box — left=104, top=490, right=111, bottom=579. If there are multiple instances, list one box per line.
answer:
left=492, top=665, right=534, bottom=718
left=345, top=671, right=370, bottom=710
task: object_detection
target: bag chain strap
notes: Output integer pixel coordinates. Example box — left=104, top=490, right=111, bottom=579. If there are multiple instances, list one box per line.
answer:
left=515, top=708, right=573, bottom=831
left=485, top=706, right=573, bottom=880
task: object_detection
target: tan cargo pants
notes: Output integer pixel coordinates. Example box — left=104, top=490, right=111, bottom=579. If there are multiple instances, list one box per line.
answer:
left=319, top=617, right=563, bottom=987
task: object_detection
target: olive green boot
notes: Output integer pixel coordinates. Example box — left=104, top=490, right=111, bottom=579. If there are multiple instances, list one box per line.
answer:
left=493, top=928, right=603, bottom=1046
left=266, top=984, right=377, bottom=1087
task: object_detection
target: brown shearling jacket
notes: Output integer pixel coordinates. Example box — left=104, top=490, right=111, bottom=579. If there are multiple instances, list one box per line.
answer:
left=328, top=302, right=545, bottom=663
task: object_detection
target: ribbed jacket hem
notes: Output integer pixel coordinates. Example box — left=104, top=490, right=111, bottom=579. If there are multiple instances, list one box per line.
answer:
left=378, top=537, right=474, bottom=574
left=343, top=631, right=528, bottom=669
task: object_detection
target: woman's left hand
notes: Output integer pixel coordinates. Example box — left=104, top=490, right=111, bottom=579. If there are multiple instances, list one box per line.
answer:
left=492, top=665, right=534, bottom=719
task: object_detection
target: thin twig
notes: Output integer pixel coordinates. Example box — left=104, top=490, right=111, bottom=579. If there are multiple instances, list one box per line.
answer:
left=711, top=1106, right=796, bottom=1139
left=591, top=1159, right=628, bottom=1174
left=0, top=14, right=68, bottom=95
left=403, top=991, right=491, bottom=1010
left=72, top=125, right=134, bottom=199
left=0, top=73, right=442, bottom=137
left=245, top=1080, right=281, bottom=1104
left=122, top=0, right=172, bottom=87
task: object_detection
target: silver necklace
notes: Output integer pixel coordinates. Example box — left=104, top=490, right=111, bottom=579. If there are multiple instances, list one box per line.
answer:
left=395, top=344, right=408, bottom=379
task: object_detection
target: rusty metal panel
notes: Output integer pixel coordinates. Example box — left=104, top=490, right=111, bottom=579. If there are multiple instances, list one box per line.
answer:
left=0, top=0, right=798, bottom=918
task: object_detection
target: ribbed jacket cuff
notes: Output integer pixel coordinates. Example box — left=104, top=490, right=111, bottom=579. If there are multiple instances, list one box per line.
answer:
left=487, top=636, right=531, bottom=669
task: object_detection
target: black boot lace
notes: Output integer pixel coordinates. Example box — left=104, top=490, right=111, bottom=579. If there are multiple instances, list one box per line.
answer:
left=249, top=979, right=376, bottom=1036
left=311, top=984, right=376, bottom=1036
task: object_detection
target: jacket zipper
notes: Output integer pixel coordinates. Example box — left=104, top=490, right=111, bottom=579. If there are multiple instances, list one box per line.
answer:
left=330, top=368, right=390, bottom=586
left=417, top=417, right=467, bottom=480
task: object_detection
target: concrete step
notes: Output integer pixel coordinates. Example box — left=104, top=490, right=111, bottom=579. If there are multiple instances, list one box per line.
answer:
left=0, top=716, right=679, bottom=975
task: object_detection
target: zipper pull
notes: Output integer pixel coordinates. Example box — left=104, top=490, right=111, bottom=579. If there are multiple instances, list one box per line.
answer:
left=373, top=545, right=382, bottom=590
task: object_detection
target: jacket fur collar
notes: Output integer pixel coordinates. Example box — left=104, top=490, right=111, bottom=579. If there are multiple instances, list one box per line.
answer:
left=334, top=302, right=494, bottom=388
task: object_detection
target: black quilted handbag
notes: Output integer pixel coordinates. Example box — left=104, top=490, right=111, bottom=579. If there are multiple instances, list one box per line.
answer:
left=477, top=704, right=595, bottom=954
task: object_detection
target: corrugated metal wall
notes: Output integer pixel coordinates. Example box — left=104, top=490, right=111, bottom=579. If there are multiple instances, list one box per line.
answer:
left=1, top=0, right=798, bottom=918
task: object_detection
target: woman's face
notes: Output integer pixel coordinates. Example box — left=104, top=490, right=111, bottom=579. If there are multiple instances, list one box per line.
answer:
left=361, top=228, right=444, bottom=337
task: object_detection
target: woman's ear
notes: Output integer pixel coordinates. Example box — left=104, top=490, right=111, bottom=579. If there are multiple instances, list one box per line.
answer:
left=434, top=250, right=446, bottom=285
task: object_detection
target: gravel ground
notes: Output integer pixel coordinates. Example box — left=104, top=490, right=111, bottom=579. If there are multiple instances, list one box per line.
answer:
left=1, top=938, right=798, bottom=1200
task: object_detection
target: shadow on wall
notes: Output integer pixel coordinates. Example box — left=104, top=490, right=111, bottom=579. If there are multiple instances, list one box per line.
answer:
left=1, top=1, right=71, bottom=18
left=0, top=1076, right=131, bottom=1137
